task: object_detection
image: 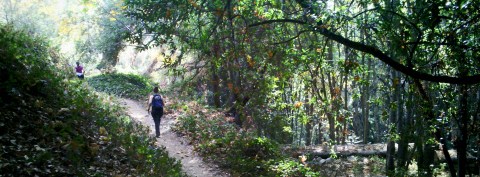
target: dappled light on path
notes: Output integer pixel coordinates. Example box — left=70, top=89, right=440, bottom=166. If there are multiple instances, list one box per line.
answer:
left=120, top=99, right=229, bottom=177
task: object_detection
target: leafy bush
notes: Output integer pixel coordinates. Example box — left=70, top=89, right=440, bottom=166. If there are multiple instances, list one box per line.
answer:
left=87, top=73, right=154, bottom=100
left=0, top=24, right=61, bottom=105
left=270, top=159, right=320, bottom=177
left=0, top=24, right=184, bottom=176
left=172, top=100, right=319, bottom=177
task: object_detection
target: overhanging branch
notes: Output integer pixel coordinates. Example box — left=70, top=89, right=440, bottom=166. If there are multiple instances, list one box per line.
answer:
left=315, top=27, right=480, bottom=84
left=248, top=19, right=480, bottom=84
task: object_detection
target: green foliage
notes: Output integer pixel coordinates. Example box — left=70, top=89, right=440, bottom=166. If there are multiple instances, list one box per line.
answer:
left=173, top=100, right=320, bottom=176
left=270, top=159, right=320, bottom=177
left=0, top=25, right=184, bottom=176
left=87, top=73, right=154, bottom=100
left=0, top=24, right=59, bottom=103
left=88, top=0, right=130, bottom=69
left=125, top=0, right=480, bottom=175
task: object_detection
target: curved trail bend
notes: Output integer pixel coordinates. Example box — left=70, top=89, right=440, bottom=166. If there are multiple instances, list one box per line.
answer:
left=120, top=99, right=229, bottom=177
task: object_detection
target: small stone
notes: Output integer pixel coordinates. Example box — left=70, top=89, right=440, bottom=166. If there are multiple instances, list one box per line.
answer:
left=363, top=157, right=369, bottom=164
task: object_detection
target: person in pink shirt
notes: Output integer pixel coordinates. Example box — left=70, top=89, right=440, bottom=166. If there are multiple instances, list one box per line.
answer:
left=75, top=61, right=85, bottom=79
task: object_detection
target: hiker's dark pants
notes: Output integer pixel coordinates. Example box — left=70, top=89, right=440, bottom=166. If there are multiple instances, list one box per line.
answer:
left=152, top=107, right=164, bottom=137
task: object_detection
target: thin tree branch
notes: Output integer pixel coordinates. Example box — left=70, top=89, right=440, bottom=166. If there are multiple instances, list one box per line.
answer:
left=351, top=8, right=421, bottom=33
left=453, top=13, right=480, bottom=32
left=248, top=19, right=306, bottom=27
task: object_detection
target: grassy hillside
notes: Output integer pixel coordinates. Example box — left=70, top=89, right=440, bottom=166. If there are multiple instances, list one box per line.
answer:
left=0, top=24, right=185, bottom=176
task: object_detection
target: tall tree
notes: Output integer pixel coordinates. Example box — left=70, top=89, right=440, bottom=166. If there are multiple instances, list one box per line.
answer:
left=124, top=0, right=480, bottom=175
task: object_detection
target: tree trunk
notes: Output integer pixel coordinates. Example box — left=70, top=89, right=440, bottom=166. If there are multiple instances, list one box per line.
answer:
left=326, top=40, right=336, bottom=143
left=397, top=87, right=411, bottom=169
left=352, top=79, right=361, bottom=142
left=362, top=55, right=371, bottom=144
left=342, top=40, right=350, bottom=144
left=413, top=80, right=435, bottom=176
left=359, top=15, right=370, bottom=144
left=320, top=64, right=328, bottom=144
left=386, top=70, right=398, bottom=175
left=477, top=89, right=480, bottom=176
left=306, top=91, right=313, bottom=146
left=211, top=65, right=221, bottom=108
left=309, top=62, right=324, bottom=145
left=457, top=85, right=468, bottom=177
left=373, top=100, right=380, bottom=143
left=396, top=73, right=408, bottom=170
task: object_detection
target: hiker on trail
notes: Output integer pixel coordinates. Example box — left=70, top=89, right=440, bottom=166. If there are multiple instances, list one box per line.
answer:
left=75, top=62, right=85, bottom=79
left=148, top=86, right=165, bottom=138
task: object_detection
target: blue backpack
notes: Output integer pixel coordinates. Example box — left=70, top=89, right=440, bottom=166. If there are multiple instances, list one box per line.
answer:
left=152, top=94, right=163, bottom=109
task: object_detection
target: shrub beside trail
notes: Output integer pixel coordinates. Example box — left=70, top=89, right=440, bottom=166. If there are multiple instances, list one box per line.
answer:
left=171, top=99, right=319, bottom=177
left=87, top=73, right=154, bottom=100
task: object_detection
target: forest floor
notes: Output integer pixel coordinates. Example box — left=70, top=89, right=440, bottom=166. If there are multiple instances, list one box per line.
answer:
left=119, top=97, right=389, bottom=176
left=120, top=98, right=230, bottom=177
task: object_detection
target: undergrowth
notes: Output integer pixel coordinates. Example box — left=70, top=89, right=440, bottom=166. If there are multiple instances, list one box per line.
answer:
left=171, top=98, right=319, bottom=177
left=87, top=73, right=154, bottom=100
left=0, top=24, right=184, bottom=176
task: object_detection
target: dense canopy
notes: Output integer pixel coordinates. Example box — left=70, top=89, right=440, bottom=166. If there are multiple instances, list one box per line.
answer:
left=1, top=0, right=479, bottom=176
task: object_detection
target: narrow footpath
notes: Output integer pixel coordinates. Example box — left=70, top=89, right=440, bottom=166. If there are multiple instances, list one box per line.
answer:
left=120, top=99, right=229, bottom=177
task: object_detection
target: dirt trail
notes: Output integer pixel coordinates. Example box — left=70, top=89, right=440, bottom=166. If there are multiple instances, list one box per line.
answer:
left=120, top=98, right=229, bottom=177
